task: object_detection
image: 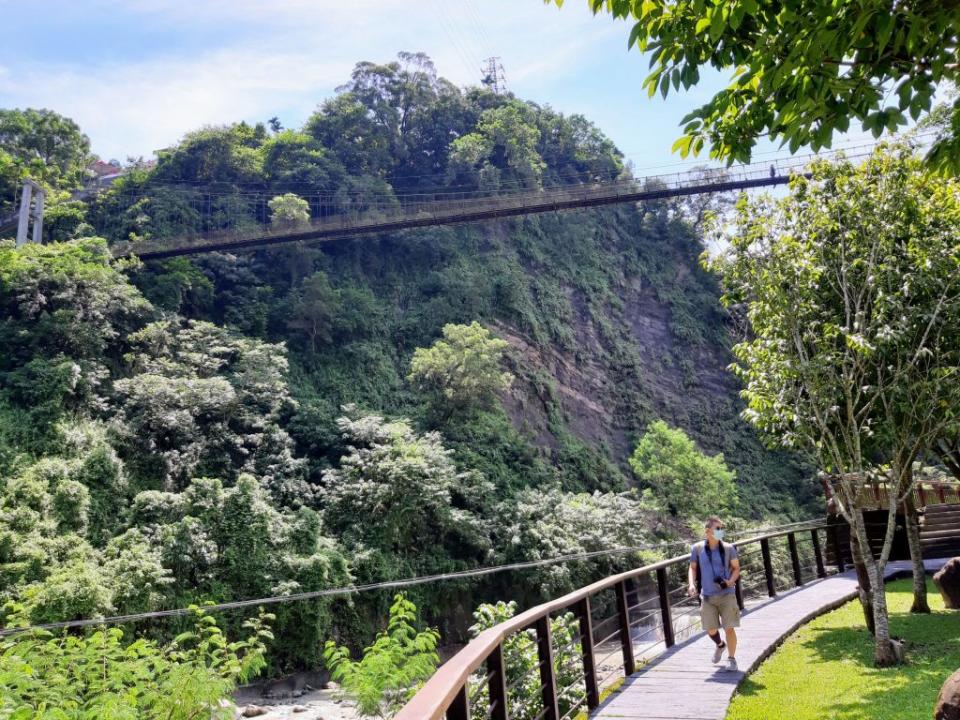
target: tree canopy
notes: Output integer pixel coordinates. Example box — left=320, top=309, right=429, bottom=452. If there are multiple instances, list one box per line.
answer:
left=556, top=1, right=960, bottom=172
left=408, top=321, right=513, bottom=415
left=629, top=419, right=738, bottom=518
left=710, top=146, right=960, bottom=663
left=0, top=108, right=92, bottom=190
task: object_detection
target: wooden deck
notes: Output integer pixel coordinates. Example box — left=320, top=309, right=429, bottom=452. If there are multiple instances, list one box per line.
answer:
left=590, top=559, right=948, bottom=720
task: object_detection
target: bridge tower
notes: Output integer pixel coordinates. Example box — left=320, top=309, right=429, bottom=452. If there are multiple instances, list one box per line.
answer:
left=15, top=179, right=45, bottom=247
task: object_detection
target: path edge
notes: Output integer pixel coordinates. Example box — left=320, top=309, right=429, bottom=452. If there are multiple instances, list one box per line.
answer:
left=740, top=568, right=913, bottom=678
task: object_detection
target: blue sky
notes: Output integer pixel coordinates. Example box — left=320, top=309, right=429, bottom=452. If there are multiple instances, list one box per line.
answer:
left=0, top=0, right=872, bottom=170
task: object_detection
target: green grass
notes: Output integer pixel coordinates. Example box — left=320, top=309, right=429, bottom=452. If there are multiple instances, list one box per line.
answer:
left=726, top=579, right=960, bottom=720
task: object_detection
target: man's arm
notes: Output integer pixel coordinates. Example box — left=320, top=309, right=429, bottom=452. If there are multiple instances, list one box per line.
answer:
left=688, top=561, right=698, bottom=597
left=724, top=557, right=740, bottom=588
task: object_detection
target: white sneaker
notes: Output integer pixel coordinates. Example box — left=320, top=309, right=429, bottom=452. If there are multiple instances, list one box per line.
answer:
left=712, top=643, right=726, bottom=664
left=721, top=658, right=738, bottom=673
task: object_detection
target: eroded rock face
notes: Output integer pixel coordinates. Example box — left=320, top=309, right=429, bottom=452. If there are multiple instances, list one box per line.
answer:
left=934, top=669, right=960, bottom=720
left=933, top=557, right=960, bottom=609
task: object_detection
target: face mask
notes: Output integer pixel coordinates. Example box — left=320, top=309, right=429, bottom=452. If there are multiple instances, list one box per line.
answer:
left=714, top=529, right=725, bottom=541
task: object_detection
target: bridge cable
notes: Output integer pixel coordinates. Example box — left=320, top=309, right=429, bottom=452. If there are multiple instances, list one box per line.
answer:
left=0, top=518, right=826, bottom=637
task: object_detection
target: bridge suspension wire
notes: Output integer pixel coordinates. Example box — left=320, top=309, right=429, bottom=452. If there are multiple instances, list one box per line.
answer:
left=115, top=151, right=873, bottom=259
left=0, top=519, right=825, bottom=638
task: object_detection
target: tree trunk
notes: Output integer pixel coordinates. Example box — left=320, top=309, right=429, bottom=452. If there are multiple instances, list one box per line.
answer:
left=868, top=559, right=899, bottom=667
left=849, top=525, right=875, bottom=634
left=903, top=492, right=930, bottom=613
left=849, top=507, right=899, bottom=664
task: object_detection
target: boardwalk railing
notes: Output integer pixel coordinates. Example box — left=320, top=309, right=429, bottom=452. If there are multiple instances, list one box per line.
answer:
left=396, top=520, right=835, bottom=720
left=821, top=477, right=960, bottom=511
left=112, top=151, right=877, bottom=261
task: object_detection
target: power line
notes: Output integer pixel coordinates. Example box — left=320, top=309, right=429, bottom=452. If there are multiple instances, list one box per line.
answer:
left=0, top=519, right=824, bottom=637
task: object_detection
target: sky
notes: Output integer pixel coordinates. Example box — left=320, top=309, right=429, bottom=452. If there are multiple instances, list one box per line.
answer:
left=0, top=0, right=874, bottom=174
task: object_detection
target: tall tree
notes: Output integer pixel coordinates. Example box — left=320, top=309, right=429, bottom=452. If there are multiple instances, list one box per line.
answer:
left=554, top=1, right=960, bottom=172
left=629, top=419, right=738, bottom=518
left=448, top=102, right=547, bottom=190
left=710, top=147, right=960, bottom=664
left=408, top=321, right=513, bottom=417
left=0, top=108, right=92, bottom=189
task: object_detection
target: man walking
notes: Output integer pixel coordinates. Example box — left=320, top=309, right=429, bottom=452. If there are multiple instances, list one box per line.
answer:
left=688, top=516, right=741, bottom=671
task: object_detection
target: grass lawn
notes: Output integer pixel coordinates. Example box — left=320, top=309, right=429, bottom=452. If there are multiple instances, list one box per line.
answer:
left=726, top=578, right=960, bottom=720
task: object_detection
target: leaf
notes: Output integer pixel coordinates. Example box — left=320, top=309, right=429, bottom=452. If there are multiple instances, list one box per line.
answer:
left=710, top=8, right=726, bottom=41
left=672, top=135, right=694, bottom=157
left=876, top=13, right=895, bottom=54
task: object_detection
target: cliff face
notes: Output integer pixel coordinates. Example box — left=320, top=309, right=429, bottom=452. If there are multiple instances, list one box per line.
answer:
left=495, top=275, right=735, bottom=463
left=206, top=200, right=816, bottom=518
left=469, top=208, right=815, bottom=517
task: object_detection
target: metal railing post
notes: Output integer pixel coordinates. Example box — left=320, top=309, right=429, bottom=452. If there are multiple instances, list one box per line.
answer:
left=575, top=597, right=600, bottom=710
left=760, top=538, right=776, bottom=597
left=788, top=532, right=803, bottom=587
left=487, top=642, right=509, bottom=720
left=615, top=580, right=636, bottom=676
left=811, top=528, right=826, bottom=578
left=446, top=685, right=470, bottom=720
left=534, top=616, right=559, bottom=720
left=655, top=567, right=675, bottom=648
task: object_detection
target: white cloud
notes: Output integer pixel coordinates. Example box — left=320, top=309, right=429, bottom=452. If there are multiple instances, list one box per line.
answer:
left=0, top=48, right=354, bottom=159
left=0, top=0, right=660, bottom=161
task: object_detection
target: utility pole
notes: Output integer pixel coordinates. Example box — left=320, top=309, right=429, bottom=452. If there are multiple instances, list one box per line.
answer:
left=481, top=57, right=506, bottom=94
left=15, top=179, right=45, bottom=247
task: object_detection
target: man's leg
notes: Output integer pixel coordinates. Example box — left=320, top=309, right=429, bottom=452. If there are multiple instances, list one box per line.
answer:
left=701, top=599, right=725, bottom=662
left=708, top=628, right=726, bottom=662
left=724, top=627, right=737, bottom=659
left=719, top=595, right=741, bottom=671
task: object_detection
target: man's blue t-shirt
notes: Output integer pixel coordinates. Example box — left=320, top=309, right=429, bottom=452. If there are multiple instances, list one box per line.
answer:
left=691, top=541, right=738, bottom=597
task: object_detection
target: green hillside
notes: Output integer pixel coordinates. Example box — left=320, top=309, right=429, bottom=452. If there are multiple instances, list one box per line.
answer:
left=0, top=54, right=815, bottom=672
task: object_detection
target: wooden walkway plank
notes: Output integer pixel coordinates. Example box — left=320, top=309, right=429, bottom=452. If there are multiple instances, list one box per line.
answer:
left=590, top=560, right=948, bottom=720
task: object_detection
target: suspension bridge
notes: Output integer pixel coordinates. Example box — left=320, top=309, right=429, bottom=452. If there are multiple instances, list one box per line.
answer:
left=1, top=142, right=917, bottom=261
left=111, top=155, right=824, bottom=260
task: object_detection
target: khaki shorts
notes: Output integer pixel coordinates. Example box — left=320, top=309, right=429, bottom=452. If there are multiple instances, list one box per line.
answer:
left=700, top=592, right=741, bottom=630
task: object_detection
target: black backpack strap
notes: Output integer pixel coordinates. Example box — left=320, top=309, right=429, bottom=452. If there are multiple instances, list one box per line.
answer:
left=704, top=541, right=730, bottom=578
left=693, top=542, right=704, bottom=594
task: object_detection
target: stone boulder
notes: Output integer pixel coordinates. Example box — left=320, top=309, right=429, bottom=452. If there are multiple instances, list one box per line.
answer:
left=934, top=558, right=960, bottom=609
left=935, top=669, right=960, bottom=720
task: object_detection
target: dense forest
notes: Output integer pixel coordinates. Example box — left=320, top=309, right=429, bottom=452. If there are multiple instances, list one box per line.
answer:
left=0, top=53, right=816, bottom=674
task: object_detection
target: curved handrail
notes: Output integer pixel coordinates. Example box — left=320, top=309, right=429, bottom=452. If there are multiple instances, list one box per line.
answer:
left=396, top=519, right=830, bottom=720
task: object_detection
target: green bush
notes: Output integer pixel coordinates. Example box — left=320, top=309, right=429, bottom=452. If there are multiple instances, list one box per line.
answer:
left=468, top=601, right=584, bottom=720
left=0, top=605, right=273, bottom=720
left=629, top=420, right=738, bottom=518
left=324, top=593, right=440, bottom=718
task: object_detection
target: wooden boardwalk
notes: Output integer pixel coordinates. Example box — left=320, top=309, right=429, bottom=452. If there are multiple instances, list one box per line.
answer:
left=591, top=559, right=948, bottom=720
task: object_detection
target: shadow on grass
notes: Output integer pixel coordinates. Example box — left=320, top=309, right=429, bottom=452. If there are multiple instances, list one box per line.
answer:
left=799, top=606, right=960, bottom=670
left=728, top=580, right=960, bottom=720
left=771, top=586, right=960, bottom=720
left=732, top=676, right=766, bottom=697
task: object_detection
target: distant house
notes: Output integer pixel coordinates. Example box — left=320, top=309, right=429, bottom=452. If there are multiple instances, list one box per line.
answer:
left=86, top=160, right=125, bottom=189
left=89, top=160, right=123, bottom=178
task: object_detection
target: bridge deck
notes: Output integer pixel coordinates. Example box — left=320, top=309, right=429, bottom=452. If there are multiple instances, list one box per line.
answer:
left=591, top=559, right=947, bottom=720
